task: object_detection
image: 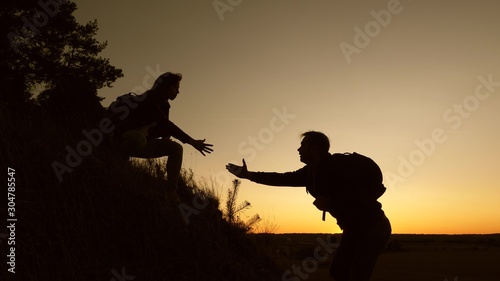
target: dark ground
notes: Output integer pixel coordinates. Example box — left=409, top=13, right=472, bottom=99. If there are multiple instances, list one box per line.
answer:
left=251, top=233, right=500, bottom=281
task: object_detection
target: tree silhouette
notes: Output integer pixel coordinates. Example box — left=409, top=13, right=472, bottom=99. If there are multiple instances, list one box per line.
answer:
left=1, top=0, right=122, bottom=124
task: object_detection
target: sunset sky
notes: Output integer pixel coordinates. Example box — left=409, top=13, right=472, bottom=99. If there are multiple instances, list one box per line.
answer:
left=74, top=0, right=500, bottom=234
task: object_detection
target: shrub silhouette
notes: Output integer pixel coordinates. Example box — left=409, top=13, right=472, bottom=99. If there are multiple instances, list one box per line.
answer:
left=224, top=179, right=261, bottom=233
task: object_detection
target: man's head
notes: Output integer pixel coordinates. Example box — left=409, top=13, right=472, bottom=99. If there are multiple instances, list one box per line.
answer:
left=298, top=131, right=330, bottom=165
left=151, top=72, right=182, bottom=100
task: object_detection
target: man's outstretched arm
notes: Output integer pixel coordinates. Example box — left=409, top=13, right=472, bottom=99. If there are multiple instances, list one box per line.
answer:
left=226, top=159, right=307, bottom=187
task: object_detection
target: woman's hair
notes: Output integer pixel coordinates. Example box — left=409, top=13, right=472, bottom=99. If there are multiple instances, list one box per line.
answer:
left=149, top=72, right=182, bottom=95
left=301, top=131, right=330, bottom=154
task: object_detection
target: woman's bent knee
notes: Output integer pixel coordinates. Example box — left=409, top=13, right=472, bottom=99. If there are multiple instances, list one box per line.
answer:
left=172, top=141, right=183, bottom=156
left=119, top=130, right=147, bottom=156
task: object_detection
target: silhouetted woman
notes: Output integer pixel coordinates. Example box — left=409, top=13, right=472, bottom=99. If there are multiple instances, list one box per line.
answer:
left=115, top=72, right=213, bottom=196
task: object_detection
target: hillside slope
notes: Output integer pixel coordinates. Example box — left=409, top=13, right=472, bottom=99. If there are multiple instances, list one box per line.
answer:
left=0, top=108, right=280, bottom=281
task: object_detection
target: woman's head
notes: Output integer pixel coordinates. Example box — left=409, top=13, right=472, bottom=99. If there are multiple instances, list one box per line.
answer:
left=150, top=72, right=182, bottom=100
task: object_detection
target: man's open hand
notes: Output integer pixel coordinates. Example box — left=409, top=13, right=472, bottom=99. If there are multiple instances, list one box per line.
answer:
left=226, top=159, right=250, bottom=179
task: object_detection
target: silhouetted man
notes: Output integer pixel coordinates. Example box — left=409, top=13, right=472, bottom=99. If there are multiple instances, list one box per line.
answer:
left=113, top=72, right=213, bottom=196
left=226, top=131, right=390, bottom=281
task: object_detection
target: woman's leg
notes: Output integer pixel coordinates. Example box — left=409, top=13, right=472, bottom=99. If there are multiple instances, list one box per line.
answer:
left=138, top=138, right=183, bottom=190
left=120, top=131, right=183, bottom=191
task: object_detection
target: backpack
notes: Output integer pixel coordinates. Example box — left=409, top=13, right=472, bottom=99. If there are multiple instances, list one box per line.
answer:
left=333, top=152, right=386, bottom=199
left=104, top=92, right=145, bottom=140
left=105, top=93, right=139, bottom=123
left=321, top=152, right=386, bottom=221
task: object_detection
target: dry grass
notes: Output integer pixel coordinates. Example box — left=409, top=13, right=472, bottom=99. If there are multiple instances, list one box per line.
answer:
left=0, top=108, right=280, bottom=281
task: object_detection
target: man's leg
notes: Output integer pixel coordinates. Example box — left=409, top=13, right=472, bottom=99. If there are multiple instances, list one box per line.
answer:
left=329, top=232, right=357, bottom=281
left=329, top=216, right=391, bottom=281
left=347, top=215, right=391, bottom=281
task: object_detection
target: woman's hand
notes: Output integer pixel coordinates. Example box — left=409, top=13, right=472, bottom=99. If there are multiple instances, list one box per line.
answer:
left=190, top=139, right=213, bottom=156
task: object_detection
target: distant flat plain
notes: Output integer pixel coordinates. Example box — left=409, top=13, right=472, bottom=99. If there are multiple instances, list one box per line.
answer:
left=252, top=234, right=500, bottom=281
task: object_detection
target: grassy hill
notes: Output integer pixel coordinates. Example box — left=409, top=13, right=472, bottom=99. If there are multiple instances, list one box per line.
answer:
left=4, top=105, right=499, bottom=281
left=0, top=108, right=280, bottom=281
